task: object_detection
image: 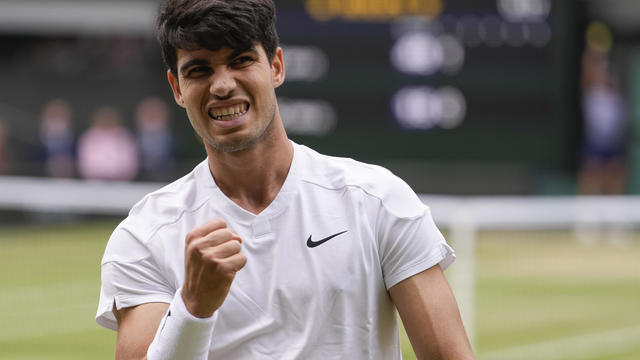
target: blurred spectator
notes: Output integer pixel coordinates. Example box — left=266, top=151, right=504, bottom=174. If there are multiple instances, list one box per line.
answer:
left=576, top=22, right=630, bottom=246
left=39, top=98, right=76, bottom=178
left=77, top=106, right=139, bottom=181
left=0, top=119, right=9, bottom=174
left=135, top=97, right=175, bottom=181
left=578, top=22, right=627, bottom=195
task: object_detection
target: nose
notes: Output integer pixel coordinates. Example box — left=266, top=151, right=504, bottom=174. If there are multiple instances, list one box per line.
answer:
left=210, top=68, right=236, bottom=99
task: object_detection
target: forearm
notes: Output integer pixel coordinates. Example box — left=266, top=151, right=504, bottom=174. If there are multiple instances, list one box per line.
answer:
left=391, top=266, right=475, bottom=360
left=146, top=289, right=217, bottom=360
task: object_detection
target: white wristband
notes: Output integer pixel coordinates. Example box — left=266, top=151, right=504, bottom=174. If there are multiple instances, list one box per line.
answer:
left=147, top=288, right=217, bottom=360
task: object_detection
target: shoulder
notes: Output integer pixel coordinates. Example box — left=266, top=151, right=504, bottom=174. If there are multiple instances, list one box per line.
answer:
left=293, top=143, right=425, bottom=219
left=132, top=161, right=211, bottom=227
left=104, top=161, right=212, bottom=261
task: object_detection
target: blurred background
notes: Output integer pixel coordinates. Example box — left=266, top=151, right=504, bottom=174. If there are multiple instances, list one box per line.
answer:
left=0, top=0, right=639, bottom=196
left=0, top=0, right=639, bottom=359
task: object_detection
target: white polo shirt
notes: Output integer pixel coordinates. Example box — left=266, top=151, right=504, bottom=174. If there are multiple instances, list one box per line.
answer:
left=96, top=141, right=455, bottom=359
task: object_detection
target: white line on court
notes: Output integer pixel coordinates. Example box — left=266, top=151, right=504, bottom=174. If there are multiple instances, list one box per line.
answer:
left=479, top=325, right=640, bottom=360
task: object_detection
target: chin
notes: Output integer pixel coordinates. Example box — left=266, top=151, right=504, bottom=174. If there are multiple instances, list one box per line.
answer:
left=206, top=136, right=258, bottom=153
left=205, top=119, right=273, bottom=154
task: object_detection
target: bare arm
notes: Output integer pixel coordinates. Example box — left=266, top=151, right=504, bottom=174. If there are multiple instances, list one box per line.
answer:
left=389, top=264, right=475, bottom=360
left=114, top=302, right=169, bottom=360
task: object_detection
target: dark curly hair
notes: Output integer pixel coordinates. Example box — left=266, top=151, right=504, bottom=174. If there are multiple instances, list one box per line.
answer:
left=156, top=0, right=279, bottom=75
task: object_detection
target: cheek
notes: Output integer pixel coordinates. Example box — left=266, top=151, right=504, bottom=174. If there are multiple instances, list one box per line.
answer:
left=185, top=107, right=206, bottom=131
left=250, top=78, right=276, bottom=104
left=182, top=83, right=207, bottom=104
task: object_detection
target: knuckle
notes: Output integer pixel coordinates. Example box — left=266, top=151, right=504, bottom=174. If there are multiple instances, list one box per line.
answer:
left=219, top=228, right=235, bottom=239
left=185, top=242, right=200, bottom=256
left=203, top=251, right=221, bottom=265
left=213, top=218, right=227, bottom=229
left=185, top=230, right=198, bottom=243
left=196, top=244, right=210, bottom=258
left=229, top=240, right=242, bottom=253
left=238, top=254, right=248, bottom=268
left=213, top=261, right=232, bottom=276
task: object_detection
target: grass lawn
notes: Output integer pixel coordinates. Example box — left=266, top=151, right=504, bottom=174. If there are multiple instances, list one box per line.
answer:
left=473, top=230, right=640, bottom=360
left=0, top=221, right=118, bottom=360
left=1, top=221, right=638, bottom=359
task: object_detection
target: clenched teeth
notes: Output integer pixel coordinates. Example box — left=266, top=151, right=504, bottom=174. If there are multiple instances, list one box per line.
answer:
left=209, top=103, right=249, bottom=120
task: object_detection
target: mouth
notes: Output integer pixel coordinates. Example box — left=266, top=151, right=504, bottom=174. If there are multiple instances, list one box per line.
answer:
left=208, top=102, right=250, bottom=121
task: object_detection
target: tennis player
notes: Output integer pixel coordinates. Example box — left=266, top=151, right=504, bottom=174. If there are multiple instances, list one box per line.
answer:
left=96, top=0, right=475, bottom=359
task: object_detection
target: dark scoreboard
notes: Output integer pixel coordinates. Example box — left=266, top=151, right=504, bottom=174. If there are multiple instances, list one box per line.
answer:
left=273, top=0, right=578, bottom=170
left=0, top=0, right=580, bottom=187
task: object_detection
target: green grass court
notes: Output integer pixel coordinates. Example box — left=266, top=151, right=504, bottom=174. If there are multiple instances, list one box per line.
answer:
left=1, top=221, right=639, bottom=359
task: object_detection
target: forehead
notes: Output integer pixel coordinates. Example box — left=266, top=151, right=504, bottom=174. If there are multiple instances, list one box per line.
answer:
left=175, top=44, right=265, bottom=66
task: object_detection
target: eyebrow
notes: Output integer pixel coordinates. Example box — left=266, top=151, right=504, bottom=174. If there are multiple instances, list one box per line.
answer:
left=228, top=47, right=259, bottom=60
left=178, top=47, right=261, bottom=75
left=179, top=58, right=210, bottom=76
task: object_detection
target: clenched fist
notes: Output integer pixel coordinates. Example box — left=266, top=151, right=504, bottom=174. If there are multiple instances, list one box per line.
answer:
left=181, top=218, right=247, bottom=318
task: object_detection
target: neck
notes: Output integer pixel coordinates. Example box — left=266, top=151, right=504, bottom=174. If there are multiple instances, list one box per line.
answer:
left=205, top=126, right=293, bottom=215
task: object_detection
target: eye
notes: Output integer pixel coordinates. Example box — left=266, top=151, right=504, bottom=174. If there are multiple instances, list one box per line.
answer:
left=231, top=56, right=255, bottom=68
left=186, top=66, right=211, bottom=78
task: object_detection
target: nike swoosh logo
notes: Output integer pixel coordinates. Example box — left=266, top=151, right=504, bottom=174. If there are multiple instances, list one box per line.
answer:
left=307, top=230, right=348, bottom=248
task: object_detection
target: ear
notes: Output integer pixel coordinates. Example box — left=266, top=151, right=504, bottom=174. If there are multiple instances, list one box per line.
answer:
left=271, top=47, right=285, bottom=88
left=167, top=70, right=185, bottom=108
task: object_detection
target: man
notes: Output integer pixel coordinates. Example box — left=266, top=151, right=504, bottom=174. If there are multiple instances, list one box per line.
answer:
left=96, top=0, right=475, bottom=359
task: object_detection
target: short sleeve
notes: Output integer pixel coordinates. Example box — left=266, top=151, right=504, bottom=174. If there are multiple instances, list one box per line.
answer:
left=96, top=228, right=176, bottom=330
left=378, top=205, right=455, bottom=290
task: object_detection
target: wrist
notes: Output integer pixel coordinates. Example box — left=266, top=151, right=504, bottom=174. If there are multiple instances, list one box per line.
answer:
left=180, top=288, right=217, bottom=319
left=147, top=288, right=217, bottom=360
